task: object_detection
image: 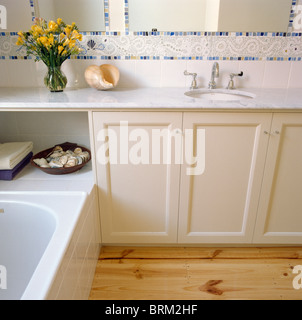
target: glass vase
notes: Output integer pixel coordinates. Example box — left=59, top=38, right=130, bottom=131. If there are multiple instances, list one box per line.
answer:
left=44, top=65, right=67, bottom=92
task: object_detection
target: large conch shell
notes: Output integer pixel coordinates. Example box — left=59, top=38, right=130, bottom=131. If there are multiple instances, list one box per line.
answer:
left=85, top=64, right=120, bottom=90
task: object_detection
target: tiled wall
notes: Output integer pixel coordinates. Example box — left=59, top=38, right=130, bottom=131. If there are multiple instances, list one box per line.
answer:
left=46, top=187, right=101, bottom=300
left=1, top=53, right=301, bottom=89
left=0, top=112, right=91, bottom=152
left=0, top=0, right=301, bottom=89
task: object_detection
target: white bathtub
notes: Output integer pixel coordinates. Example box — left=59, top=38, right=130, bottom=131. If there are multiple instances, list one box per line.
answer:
left=0, top=191, right=98, bottom=300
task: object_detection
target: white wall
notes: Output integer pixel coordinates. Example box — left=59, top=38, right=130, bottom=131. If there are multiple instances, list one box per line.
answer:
left=1, top=57, right=301, bottom=90
left=0, top=111, right=91, bottom=153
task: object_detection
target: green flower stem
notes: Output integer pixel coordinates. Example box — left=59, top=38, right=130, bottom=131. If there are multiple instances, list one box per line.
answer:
left=44, top=65, right=67, bottom=92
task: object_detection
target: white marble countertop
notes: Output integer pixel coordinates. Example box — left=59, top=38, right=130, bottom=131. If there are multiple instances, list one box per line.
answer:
left=0, top=87, right=302, bottom=111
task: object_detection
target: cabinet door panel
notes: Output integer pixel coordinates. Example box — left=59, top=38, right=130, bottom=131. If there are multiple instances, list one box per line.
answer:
left=93, top=112, right=182, bottom=244
left=179, top=112, right=272, bottom=243
left=254, top=113, right=302, bottom=244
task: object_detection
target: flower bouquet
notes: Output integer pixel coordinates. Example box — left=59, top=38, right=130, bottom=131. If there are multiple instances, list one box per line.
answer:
left=16, top=18, right=83, bottom=92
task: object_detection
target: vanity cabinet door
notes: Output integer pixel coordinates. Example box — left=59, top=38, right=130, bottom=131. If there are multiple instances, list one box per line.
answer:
left=93, top=112, right=182, bottom=244
left=253, top=113, right=302, bottom=244
left=178, top=112, right=272, bottom=244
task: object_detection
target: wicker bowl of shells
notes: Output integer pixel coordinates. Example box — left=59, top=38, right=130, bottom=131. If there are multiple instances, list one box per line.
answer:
left=31, top=142, right=91, bottom=175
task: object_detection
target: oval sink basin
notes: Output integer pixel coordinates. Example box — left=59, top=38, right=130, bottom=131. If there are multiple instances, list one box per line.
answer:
left=185, top=89, right=256, bottom=101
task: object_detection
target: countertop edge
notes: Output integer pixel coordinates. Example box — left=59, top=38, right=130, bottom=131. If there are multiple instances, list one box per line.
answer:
left=0, top=87, right=302, bottom=111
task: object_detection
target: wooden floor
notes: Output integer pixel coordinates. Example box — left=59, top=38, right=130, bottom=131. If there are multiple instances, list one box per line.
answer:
left=89, top=247, right=302, bottom=300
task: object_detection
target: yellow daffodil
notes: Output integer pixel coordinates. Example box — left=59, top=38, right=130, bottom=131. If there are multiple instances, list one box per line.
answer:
left=48, top=21, right=58, bottom=31
left=64, top=26, right=72, bottom=38
left=58, top=45, right=64, bottom=55
left=63, top=38, right=70, bottom=47
left=38, top=36, right=48, bottom=44
left=16, top=18, right=82, bottom=69
left=68, top=39, right=77, bottom=49
left=70, top=30, right=83, bottom=42
left=38, top=36, right=49, bottom=48
left=48, top=34, right=54, bottom=47
left=71, top=30, right=77, bottom=38
left=36, top=26, right=43, bottom=35
left=59, top=32, right=65, bottom=42
left=16, top=37, right=24, bottom=45
left=31, top=25, right=43, bottom=35
left=31, top=26, right=44, bottom=39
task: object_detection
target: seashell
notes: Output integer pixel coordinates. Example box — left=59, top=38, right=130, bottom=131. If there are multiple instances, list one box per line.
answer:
left=77, top=154, right=86, bottom=162
left=81, top=151, right=90, bottom=161
left=49, top=160, right=64, bottom=168
left=50, top=151, right=64, bottom=158
left=66, top=150, right=76, bottom=156
left=74, top=147, right=82, bottom=154
left=64, top=157, right=78, bottom=168
left=76, top=156, right=83, bottom=165
left=59, top=155, right=68, bottom=165
left=34, top=158, right=50, bottom=167
left=46, top=147, right=63, bottom=158
left=84, top=64, right=120, bottom=91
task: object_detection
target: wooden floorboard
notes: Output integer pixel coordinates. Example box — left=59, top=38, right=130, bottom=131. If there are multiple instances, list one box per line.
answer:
left=89, top=247, right=302, bottom=300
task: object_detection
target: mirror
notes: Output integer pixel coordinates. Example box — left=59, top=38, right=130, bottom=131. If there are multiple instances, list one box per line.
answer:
left=0, top=0, right=33, bottom=32
left=35, top=0, right=106, bottom=32
left=128, top=0, right=293, bottom=32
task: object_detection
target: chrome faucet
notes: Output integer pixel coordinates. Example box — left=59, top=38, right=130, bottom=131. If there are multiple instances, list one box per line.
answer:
left=184, top=70, right=198, bottom=90
left=208, top=62, right=219, bottom=89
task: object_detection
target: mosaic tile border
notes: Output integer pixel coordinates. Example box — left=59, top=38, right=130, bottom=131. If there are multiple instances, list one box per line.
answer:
left=29, top=0, right=35, bottom=22
left=5, top=32, right=302, bottom=61
left=288, top=0, right=297, bottom=30
left=124, top=0, right=129, bottom=33
left=104, top=0, right=110, bottom=31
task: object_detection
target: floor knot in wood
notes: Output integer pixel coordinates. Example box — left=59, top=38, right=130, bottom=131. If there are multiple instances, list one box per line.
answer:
left=199, top=280, right=224, bottom=296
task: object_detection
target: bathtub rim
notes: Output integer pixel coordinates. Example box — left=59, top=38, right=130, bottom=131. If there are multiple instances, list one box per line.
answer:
left=0, top=191, right=88, bottom=300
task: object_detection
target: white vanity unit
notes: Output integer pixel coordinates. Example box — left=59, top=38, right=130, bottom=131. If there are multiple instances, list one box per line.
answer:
left=1, top=87, right=302, bottom=246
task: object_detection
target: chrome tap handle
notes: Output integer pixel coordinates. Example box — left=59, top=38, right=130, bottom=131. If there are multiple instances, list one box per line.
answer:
left=231, top=71, right=243, bottom=78
left=184, top=70, right=198, bottom=90
left=227, top=71, right=243, bottom=90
